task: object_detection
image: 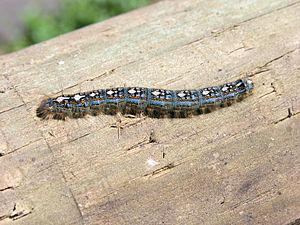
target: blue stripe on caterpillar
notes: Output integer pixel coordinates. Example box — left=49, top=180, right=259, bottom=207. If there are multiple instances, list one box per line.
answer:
left=37, top=78, right=254, bottom=120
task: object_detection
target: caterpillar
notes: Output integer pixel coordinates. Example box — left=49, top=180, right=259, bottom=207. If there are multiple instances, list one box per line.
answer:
left=36, top=78, right=254, bottom=120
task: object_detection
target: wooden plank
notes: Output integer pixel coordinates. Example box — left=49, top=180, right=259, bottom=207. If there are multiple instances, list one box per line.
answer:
left=0, top=0, right=299, bottom=224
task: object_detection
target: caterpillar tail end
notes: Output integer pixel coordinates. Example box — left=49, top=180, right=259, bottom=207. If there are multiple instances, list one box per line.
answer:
left=36, top=99, right=51, bottom=119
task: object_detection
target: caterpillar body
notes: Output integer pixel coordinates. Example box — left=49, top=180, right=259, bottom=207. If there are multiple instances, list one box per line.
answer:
left=37, top=78, right=254, bottom=120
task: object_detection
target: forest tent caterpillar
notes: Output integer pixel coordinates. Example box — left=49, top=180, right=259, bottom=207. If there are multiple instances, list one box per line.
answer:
left=37, top=78, right=254, bottom=120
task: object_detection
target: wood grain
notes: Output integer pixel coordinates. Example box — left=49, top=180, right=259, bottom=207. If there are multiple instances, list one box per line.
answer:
left=0, top=0, right=300, bottom=224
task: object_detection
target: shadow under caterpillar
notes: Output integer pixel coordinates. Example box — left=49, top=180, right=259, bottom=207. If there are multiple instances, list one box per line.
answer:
left=37, top=78, right=254, bottom=120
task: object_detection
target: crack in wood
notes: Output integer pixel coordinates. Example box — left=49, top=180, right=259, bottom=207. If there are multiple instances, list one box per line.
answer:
left=260, top=48, right=299, bottom=68
left=0, top=103, right=25, bottom=115
left=126, top=139, right=150, bottom=152
left=258, top=90, right=276, bottom=99
left=1, top=138, right=43, bottom=157
left=69, top=133, right=91, bottom=143
left=248, top=67, right=271, bottom=77
left=9, top=210, right=32, bottom=221
left=0, top=203, right=33, bottom=222
left=249, top=47, right=300, bottom=78
left=230, top=188, right=274, bottom=211
left=273, top=108, right=299, bottom=124
left=0, top=186, right=14, bottom=192
left=144, top=162, right=180, bottom=178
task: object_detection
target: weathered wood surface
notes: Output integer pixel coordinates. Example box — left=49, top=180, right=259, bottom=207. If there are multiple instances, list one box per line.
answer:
left=0, top=0, right=300, bottom=224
